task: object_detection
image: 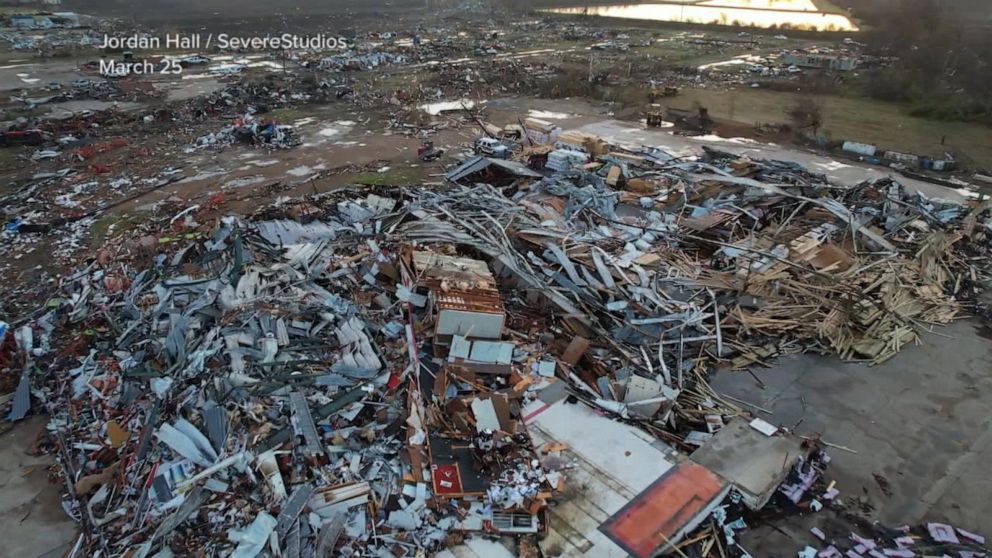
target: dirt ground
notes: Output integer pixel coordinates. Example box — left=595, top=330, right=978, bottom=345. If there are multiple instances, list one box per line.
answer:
left=0, top=417, right=78, bottom=558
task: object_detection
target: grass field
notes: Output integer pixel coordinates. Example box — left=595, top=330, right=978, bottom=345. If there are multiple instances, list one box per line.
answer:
left=0, top=149, right=21, bottom=173
left=352, top=166, right=430, bottom=187
left=676, top=87, right=992, bottom=168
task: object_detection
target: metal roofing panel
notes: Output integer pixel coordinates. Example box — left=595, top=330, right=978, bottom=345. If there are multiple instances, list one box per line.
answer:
left=444, top=155, right=490, bottom=182
left=436, top=291, right=504, bottom=314
left=449, top=335, right=473, bottom=360
left=468, top=340, right=514, bottom=364
left=488, top=158, right=543, bottom=178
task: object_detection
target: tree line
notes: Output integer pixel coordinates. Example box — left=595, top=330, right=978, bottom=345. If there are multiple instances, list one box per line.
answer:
left=843, top=0, right=992, bottom=124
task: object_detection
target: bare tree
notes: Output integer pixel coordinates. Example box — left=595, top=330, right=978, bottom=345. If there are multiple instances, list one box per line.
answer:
left=788, top=97, right=823, bottom=137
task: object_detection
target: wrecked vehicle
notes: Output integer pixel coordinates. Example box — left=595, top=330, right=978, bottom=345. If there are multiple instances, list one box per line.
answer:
left=473, top=137, right=510, bottom=159
left=0, top=129, right=50, bottom=147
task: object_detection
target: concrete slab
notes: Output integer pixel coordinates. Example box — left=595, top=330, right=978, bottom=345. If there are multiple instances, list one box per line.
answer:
left=710, top=318, right=992, bottom=554
left=436, top=537, right=516, bottom=558
left=691, top=417, right=806, bottom=509
left=0, top=416, right=78, bottom=558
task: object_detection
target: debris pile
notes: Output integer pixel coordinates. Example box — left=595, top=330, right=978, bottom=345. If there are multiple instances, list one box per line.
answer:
left=4, top=128, right=992, bottom=557
left=3, top=7, right=992, bottom=555
left=676, top=444, right=833, bottom=557
left=433, top=151, right=977, bottom=375
left=798, top=522, right=989, bottom=558
left=309, top=51, right=407, bottom=72
left=190, top=118, right=300, bottom=151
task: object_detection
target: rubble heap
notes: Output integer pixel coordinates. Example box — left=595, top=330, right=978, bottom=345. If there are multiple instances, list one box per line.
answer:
left=3, top=142, right=992, bottom=556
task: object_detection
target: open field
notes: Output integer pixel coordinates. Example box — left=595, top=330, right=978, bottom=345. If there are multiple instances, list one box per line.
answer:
left=677, top=86, right=992, bottom=168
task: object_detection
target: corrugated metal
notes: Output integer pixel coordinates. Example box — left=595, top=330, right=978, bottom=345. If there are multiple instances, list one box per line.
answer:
left=546, top=149, right=589, bottom=172
left=468, top=340, right=514, bottom=364
left=436, top=308, right=505, bottom=340
left=437, top=290, right=503, bottom=313
left=488, top=158, right=543, bottom=178
left=445, top=156, right=542, bottom=182
left=444, top=156, right=491, bottom=182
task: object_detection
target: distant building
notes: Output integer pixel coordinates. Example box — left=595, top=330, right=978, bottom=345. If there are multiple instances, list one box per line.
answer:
left=782, top=53, right=859, bottom=71
left=51, top=12, right=79, bottom=26
left=8, top=12, right=79, bottom=29
left=9, top=15, right=38, bottom=28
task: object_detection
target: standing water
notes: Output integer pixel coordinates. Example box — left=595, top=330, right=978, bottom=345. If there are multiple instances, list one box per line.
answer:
left=542, top=0, right=858, bottom=32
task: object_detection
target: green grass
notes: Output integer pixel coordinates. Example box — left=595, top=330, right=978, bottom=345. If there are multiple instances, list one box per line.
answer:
left=7, top=106, right=50, bottom=120
left=634, top=35, right=820, bottom=69
left=267, top=103, right=354, bottom=124
left=367, top=70, right=428, bottom=89
left=812, top=0, right=847, bottom=14
left=637, top=46, right=750, bottom=68
left=0, top=149, right=22, bottom=172
left=267, top=106, right=319, bottom=122
left=676, top=86, right=992, bottom=168
left=0, top=50, right=31, bottom=64
left=352, top=166, right=430, bottom=187
left=88, top=214, right=139, bottom=249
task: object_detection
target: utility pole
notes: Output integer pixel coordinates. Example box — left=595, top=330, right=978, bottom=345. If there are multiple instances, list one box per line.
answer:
left=280, top=14, right=288, bottom=76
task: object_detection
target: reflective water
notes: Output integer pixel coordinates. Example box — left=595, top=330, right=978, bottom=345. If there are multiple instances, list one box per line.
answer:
left=544, top=0, right=858, bottom=32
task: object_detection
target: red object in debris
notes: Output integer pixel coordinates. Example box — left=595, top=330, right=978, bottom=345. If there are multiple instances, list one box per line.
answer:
left=77, top=145, right=97, bottom=159
left=599, top=462, right=728, bottom=558
left=0, top=129, right=47, bottom=146
left=431, top=463, right=464, bottom=495
left=57, top=335, right=92, bottom=359
left=386, top=372, right=402, bottom=390
left=89, top=164, right=112, bottom=174
left=78, top=139, right=129, bottom=160
left=103, top=275, right=130, bottom=293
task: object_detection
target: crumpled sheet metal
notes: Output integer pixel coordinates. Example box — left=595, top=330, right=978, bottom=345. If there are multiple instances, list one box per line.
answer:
left=534, top=170, right=619, bottom=220
left=20, top=204, right=421, bottom=556
left=395, top=163, right=978, bottom=374
left=8, top=152, right=990, bottom=557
